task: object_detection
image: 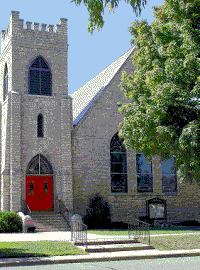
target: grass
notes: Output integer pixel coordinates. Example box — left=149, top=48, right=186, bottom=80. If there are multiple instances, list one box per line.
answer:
left=143, top=234, right=200, bottom=251
left=0, top=228, right=200, bottom=257
left=87, top=226, right=200, bottom=251
left=0, top=241, right=88, bottom=258
left=88, top=226, right=200, bottom=236
left=0, top=225, right=200, bottom=257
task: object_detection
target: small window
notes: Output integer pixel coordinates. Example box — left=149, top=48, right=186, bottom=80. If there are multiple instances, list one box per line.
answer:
left=110, top=133, right=128, bottom=193
left=3, top=64, right=8, bottom=101
left=37, top=114, right=44, bottom=137
left=136, top=153, right=153, bottom=193
left=29, top=56, right=51, bottom=96
left=162, top=157, right=177, bottom=193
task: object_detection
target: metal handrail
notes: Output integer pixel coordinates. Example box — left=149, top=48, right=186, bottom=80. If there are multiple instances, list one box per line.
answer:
left=27, top=204, right=31, bottom=216
left=58, top=200, right=72, bottom=228
left=128, top=218, right=150, bottom=245
left=71, top=220, right=88, bottom=248
left=23, top=200, right=31, bottom=216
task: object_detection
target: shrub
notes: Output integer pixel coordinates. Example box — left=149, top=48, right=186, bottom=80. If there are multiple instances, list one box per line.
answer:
left=0, top=211, right=22, bottom=233
left=0, top=220, right=8, bottom=233
left=172, top=220, right=200, bottom=227
left=109, top=222, right=128, bottom=230
left=83, top=193, right=111, bottom=229
left=0, top=211, right=5, bottom=220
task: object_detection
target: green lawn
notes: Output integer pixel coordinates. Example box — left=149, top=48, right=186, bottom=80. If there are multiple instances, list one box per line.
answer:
left=0, top=227, right=200, bottom=258
left=87, top=227, right=200, bottom=251
left=0, top=241, right=88, bottom=258
left=88, top=226, right=200, bottom=236
left=141, top=234, right=200, bottom=251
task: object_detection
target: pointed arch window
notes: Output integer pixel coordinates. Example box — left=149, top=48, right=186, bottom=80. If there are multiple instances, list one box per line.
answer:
left=29, top=56, right=52, bottom=96
left=26, top=154, right=53, bottom=175
left=37, top=114, right=44, bottom=137
left=3, top=64, right=8, bottom=101
left=110, top=133, right=127, bottom=193
left=136, top=153, right=153, bottom=193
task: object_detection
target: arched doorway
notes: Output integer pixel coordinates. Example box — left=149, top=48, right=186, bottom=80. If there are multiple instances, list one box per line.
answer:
left=26, top=154, right=53, bottom=211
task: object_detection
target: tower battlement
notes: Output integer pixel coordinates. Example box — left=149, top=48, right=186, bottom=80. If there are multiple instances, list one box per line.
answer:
left=1, top=11, right=68, bottom=53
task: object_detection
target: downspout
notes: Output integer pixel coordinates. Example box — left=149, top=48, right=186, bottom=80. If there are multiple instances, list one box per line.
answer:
left=60, top=99, right=63, bottom=202
left=10, top=90, right=12, bottom=211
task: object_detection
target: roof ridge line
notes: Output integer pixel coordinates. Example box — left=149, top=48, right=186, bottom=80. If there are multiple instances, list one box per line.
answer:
left=71, top=46, right=135, bottom=126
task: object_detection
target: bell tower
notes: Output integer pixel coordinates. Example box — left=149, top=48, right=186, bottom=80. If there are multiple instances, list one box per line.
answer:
left=0, top=11, right=73, bottom=213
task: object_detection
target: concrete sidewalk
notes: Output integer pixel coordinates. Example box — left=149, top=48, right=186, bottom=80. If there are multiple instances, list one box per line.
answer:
left=0, top=231, right=200, bottom=267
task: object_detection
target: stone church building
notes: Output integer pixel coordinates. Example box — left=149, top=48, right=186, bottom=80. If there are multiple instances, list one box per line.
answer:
left=0, top=11, right=199, bottom=225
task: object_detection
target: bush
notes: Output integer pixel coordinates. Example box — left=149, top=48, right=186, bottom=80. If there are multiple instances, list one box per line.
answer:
left=83, top=194, right=111, bottom=229
left=172, top=220, right=200, bottom=227
left=0, top=220, right=8, bottom=233
left=109, top=222, right=128, bottom=230
left=0, top=212, right=5, bottom=220
left=0, top=211, right=22, bottom=233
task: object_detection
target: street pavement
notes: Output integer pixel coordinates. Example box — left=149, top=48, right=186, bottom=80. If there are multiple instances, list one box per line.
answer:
left=2, top=256, right=200, bottom=270
left=0, top=231, right=200, bottom=267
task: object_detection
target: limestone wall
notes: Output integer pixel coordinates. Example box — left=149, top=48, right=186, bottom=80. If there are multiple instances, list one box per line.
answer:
left=0, top=11, right=73, bottom=212
left=72, top=50, right=200, bottom=224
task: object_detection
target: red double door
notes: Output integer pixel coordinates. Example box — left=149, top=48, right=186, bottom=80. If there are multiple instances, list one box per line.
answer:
left=26, top=176, right=53, bottom=211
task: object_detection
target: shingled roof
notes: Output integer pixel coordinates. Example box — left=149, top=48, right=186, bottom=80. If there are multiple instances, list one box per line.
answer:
left=70, top=46, right=135, bottom=126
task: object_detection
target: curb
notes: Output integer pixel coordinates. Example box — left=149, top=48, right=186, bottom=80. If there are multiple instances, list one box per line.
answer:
left=1, top=250, right=200, bottom=267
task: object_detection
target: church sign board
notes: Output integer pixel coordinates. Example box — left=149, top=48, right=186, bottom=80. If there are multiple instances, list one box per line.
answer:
left=147, top=198, right=167, bottom=223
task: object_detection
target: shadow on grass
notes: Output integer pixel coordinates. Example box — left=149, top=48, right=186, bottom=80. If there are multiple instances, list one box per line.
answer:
left=0, top=248, right=47, bottom=258
left=90, top=221, right=200, bottom=231
left=0, top=241, right=88, bottom=258
left=89, top=226, right=200, bottom=231
left=88, top=225, right=200, bottom=237
left=150, top=225, right=200, bottom=231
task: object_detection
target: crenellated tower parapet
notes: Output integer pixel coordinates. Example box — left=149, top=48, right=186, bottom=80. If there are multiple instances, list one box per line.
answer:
left=1, top=11, right=68, bottom=54
left=0, top=10, right=69, bottom=99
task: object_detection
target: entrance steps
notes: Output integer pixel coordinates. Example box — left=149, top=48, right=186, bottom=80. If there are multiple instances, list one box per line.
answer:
left=30, top=212, right=70, bottom=232
left=74, top=238, right=155, bottom=253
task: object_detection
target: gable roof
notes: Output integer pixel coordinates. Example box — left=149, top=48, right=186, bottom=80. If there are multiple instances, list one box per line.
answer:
left=70, top=46, right=135, bottom=127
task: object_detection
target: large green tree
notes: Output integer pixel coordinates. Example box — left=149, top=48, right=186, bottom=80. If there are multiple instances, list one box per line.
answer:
left=118, top=0, right=200, bottom=184
left=71, top=0, right=148, bottom=34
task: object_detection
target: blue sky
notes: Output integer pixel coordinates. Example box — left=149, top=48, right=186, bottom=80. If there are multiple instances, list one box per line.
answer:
left=0, top=0, right=164, bottom=95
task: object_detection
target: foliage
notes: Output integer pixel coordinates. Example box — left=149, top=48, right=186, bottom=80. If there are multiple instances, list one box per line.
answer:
left=83, top=193, right=111, bottom=229
left=0, top=211, right=5, bottom=220
left=71, top=0, right=147, bottom=34
left=0, top=212, right=22, bottom=233
left=118, top=0, right=200, bottom=184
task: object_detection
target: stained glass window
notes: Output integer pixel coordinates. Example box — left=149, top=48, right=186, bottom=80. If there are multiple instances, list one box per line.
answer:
left=37, top=114, right=44, bottom=137
left=3, top=64, right=8, bottom=101
left=26, top=154, right=53, bottom=175
left=29, top=57, right=51, bottom=96
left=110, top=133, right=127, bottom=193
left=162, top=157, right=177, bottom=193
left=136, top=153, right=153, bottom=193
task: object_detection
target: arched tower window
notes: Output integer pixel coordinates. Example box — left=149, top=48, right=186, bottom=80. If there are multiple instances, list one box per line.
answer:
left=136, top=153, right=153, bottom=193
left=110, top=133, right=127, bottom=193
left=29, top=56, right=52, bottom=96
left=37, top=114, right=43, bottom=137
left=3, top=64, right=8, bottom=101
